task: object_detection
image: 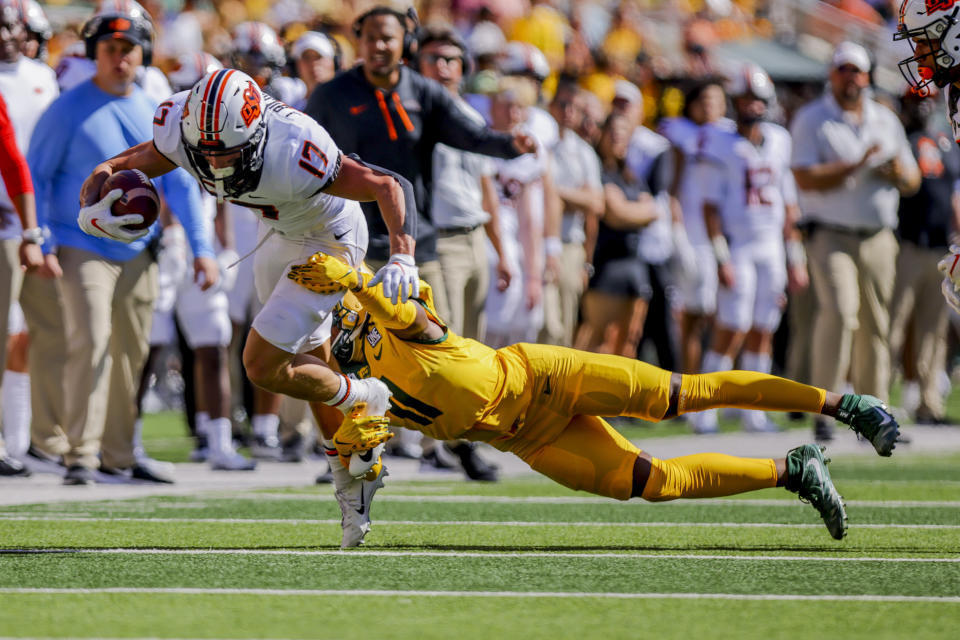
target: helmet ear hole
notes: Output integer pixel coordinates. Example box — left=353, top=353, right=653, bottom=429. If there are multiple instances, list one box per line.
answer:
left=181, top=70, right=268, bottom=199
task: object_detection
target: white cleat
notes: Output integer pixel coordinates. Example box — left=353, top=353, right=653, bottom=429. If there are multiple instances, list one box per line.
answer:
left=336, top=464, right=388, bottom=549
left=209, top=450, right=257, bottom=471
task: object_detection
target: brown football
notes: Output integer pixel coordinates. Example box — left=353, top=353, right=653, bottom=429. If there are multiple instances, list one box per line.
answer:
left=99, top=169, right=160, bottom=231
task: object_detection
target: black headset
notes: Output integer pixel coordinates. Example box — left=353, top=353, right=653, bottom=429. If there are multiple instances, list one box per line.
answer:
left=82, top=12, right=154, bottom=66
left=352, top=5, right=420, bottom=61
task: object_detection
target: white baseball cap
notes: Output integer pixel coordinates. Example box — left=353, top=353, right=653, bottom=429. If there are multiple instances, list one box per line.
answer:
left=614, top=80, right=642, bottom=104
left=832, top=41, right=871, bottom=72
left=292, top=31, right=336, bottom=61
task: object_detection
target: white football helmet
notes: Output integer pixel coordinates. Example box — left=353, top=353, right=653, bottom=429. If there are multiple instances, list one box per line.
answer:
left=180, top=69, right=267, bottom=201
left=168, top=51, right=223, bottom=92
left=725, top=62, right=775, bottom=101
left=500, top=41, right=550, bottom=82
left=894, top=0, right=960, bottom=93
left=231, top=21, right=286, bottom=81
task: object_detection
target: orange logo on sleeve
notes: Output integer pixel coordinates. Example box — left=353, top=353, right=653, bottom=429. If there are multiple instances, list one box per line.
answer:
left=240, top=81, right=262, bottom=127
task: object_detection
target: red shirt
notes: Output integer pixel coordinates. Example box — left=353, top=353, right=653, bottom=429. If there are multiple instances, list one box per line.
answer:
left=0, top=92, right=33, bottom=199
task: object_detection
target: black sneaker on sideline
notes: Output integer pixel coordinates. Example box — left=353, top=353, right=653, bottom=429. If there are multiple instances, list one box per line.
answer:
left=63, top=464, right=94, bottom=486
left=0, top=455, right=31, bottom=477
left=450, top=442, right=499, bottom=482
left=813, top=418, right=834, bottom=443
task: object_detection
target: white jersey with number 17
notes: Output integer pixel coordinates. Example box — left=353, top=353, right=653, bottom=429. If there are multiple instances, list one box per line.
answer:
left=152, top=90, right=349, bottom=237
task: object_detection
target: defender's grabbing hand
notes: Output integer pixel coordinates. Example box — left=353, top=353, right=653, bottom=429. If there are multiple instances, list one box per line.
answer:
left=287, top=252, right=366, bottom=295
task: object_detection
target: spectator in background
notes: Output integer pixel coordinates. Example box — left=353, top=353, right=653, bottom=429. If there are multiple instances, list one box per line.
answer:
left=306, top=4, right=534, bottom=325
left=417, top=23, right=506, bottom=344
left=617, top=79, right=678, bottom=371
left=695, top=64, right=804, bottom=434
left=661, top=79, right=732, bottom=376
left=574, top=112, right=658, bottom=356
left=0, top=0, right=57, bottom=475
left=889, top=87, right=959, bottom=424
left=414, top=23, right=502, bottom=481
left=290, top=31, right=339, bottom=109
left=543, top=81, right=602, bottom=348
left=27, top=8, right=216, bottom=485
left=0, top=91, right=39, bottom=477
left=230, top=21, right=304, bottom=107
left=790, top=41, right=920, bottom=442
left=485, top=76, right=548, bottom=349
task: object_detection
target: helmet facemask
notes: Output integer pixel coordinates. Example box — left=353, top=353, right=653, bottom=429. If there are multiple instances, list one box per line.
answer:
left=184, top=122, right=266, bottom=201
left=331, top=293, right=369, bottom=367
left=895, top=4, right=960, bottom=94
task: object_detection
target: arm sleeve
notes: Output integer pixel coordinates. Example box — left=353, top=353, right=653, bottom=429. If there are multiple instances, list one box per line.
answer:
left=343, top=153, right=417, bottom=241
left=0, top=94, right=33, bottom=199
left=25, top=101, right=69, bottom=245
left=159, top=168, right=215, bottom=258
left=427, top=82, right=520, bottom=159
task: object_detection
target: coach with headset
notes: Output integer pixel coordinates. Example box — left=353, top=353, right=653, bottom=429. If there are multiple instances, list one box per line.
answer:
left=304, top=3, right=536, bottom=321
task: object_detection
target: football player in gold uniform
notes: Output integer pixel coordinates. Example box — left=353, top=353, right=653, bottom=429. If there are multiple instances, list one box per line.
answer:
left=289, top=253, right=902, bottom=540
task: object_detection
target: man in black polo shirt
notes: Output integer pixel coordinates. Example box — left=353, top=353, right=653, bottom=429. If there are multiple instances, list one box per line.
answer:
left=304, top=4, right=535, bottom=314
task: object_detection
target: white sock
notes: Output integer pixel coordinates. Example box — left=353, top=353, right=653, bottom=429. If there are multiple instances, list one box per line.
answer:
left=252, top=413, right=279, bottom=440
left=739, top=351, right=773, bottom=428
left=324, top=375, right=384, bottom=411
left=207, top=417, right=234, bottom=455
left=701, top=350, right=733, bottom=374
left=320, top=435, right=355, bottom=488
left=195, top=411, right=210, bottom=438
left=740, top=351, right=772, bottom=375
left=2, top=371, right=31, bottom=457
left=133, top=417, right=146, bottom=461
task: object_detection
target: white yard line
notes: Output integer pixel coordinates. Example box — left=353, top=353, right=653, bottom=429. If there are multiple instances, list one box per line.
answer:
left=0, top=514, right=957, bottom=529
left=232, top=494, right=960, bottom=508
left=2, top=587, right=958, bottom=603
left=6, top=548, right=957, bottom=563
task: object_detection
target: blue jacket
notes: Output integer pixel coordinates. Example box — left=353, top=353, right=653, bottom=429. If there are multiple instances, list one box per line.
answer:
left=27, top=79, right=212, bottom=261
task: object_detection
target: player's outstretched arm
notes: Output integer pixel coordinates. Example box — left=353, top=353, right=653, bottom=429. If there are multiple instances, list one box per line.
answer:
left=79, top=141, right=177, bottom=207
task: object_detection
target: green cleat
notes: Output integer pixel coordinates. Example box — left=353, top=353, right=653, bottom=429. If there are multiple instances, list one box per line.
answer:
left=786, top=444, right=848, bottom=540
left=834, top=394, right=900, bottom=457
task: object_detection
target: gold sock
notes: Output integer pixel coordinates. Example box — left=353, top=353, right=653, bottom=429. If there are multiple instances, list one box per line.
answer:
left=640, top=453, right=778, bottom=502
left=678, top=370, right=825, bottom=415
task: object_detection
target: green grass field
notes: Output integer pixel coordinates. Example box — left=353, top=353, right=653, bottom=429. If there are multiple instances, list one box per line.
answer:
left=1, top=447, right=959, bottom=639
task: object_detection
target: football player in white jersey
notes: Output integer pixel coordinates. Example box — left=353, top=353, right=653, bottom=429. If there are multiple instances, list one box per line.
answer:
left=895, top=0, right=960, bottom=311
left=78, top=68, right=418, bottom=547
left=690, top=64, right=807, bottom=433
left=484, top=77, right=547, bottom=348
left=659, top=80, right=735, bottom=376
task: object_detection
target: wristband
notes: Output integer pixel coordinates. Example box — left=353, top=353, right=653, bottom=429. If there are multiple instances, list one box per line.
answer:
left=21, top=227, right=44, bottom=246
left=711, top=235, right=731, bottom=265
left=544, top=236, right=562, bottom=258
left=786, top=239, right=806, bottom=267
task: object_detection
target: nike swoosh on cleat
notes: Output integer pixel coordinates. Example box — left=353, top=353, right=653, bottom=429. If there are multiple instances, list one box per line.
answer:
left=805, top=457, right=825, bottom=495
left=334, top=231, right=349, bottom=240
left=356, top=487, right=366, bottom=515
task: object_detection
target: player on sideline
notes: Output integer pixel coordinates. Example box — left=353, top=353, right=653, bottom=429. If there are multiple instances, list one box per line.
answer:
left=896, top=0, right=960, bottom=308
left=77, top=68, right=419, bottom=536
left=287, top=252, right=904, bottom=543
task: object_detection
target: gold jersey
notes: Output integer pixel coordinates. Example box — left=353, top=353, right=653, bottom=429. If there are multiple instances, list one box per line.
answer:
left=354, top=324, right=527, bottom=441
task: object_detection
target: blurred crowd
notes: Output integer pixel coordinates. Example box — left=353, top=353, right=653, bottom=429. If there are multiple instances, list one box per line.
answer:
left=0, top=0, right=955, bottom=486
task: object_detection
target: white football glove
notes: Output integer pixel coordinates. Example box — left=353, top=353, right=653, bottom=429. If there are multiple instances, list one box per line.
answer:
left=369, top=253, right=419, bottom=304
left=77, top=189, right=149, bottom=243
left=943, top=276, right=960, bottom=315
left=937, top=244, right=960, bottom=288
